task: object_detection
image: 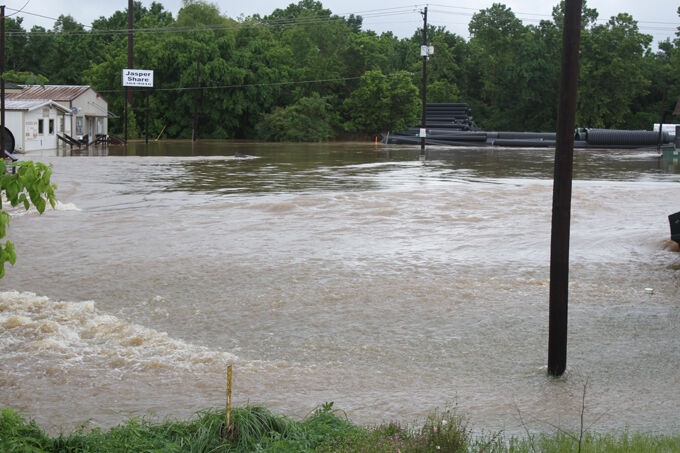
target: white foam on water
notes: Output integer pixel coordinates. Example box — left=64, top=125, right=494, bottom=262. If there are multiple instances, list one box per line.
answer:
left=1, top=196, right=79, bottom=217
left=0, top=291, right=237, bottom=374
left=54, top=201, right=80, bottom=211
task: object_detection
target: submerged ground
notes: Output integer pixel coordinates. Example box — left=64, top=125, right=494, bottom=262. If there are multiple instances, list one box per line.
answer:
left=1, top=141, right=679, bottom=436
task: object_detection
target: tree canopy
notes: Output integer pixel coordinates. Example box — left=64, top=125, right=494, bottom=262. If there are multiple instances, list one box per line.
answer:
left=5, top=0, right=678, bottom=140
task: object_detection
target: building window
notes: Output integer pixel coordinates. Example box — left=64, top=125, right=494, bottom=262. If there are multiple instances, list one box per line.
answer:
left=76, top=117, right=83, bottom=135
left=97, top=118, right=104, bottom=134
left=49, top=119, right=55, bottom=134
left=38, top=119, right=44, bottom=135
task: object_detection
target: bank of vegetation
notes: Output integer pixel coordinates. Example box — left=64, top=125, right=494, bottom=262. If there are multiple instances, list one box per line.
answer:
left=4, top=0, right=680, bottom=141
left=2, top=403, right=679, bottom=452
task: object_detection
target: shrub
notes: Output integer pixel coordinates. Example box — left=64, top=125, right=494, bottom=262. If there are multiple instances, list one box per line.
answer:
left=256, top=94, right=334, bottom=142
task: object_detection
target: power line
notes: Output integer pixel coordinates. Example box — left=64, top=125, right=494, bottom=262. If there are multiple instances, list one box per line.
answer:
left=428, top=7, right=678, bottom=35
left=4, top=6, right=418, bottom=36
left=5, top=6, right=92, bottom=29
left=430, top=2, right=680, bottom=28
left=96, top=72, right=413, bottom=94
left=6, top=16, right=402, bottom=37
left=6, top=0, right=31, bottom=18
left=6, top=3, right=676, bottom=39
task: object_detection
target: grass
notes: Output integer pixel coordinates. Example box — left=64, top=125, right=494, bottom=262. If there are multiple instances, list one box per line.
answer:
left=1, top=404, right=679, bottom=452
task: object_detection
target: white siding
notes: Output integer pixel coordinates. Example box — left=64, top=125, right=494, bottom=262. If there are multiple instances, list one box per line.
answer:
left=23, top=106, right=59, bottom=151
left=5, top=112, right=24, bottom=152
left=55, top=88, right=108, bottom=138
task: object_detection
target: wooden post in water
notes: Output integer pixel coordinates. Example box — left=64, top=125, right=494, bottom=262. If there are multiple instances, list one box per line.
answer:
left=192, top=55, right=200, bottom=142
left=548, top=0, right=582, bottom=377
left=420, top=6, right=427, bottom=158
left=127, top=0, right=134, bottom=108
left=124, top=94, right=128, bottom=143
left=125, top=0, right=134, bottom=143
left=656, top=84, right=668, bottom=153
left=145, top=89, right=150, bottom=144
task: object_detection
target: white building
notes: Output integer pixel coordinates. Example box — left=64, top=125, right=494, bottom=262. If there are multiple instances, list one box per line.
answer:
left=5, top=99, right=72, bottom=152
left=7, top=85, right=109, bottom=142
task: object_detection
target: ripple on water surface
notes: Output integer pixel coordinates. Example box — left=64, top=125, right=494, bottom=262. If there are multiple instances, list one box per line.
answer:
left=2, top=144, right=680, bottom=434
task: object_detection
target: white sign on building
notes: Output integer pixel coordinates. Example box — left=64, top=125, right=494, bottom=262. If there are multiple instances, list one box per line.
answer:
left=122, top=69, right=154, bottom=87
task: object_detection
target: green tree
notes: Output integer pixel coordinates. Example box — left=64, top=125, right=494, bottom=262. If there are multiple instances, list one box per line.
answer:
left=628, top=44, right=672, bottom=130
left=499, top=20, right=561, bottom=131
left=47, top=15, right=95, bottom=84
left=466, top=3, right=528, bottom=129
left=90, top=1, right=173, bottom=56
left=2, top=70, right=48, bottom=86
left=343, top=70, right=419, bottom=135
left=11, top=0, right=673, bottom=139
left=227, top=24, right=295, bottom=138
left=256, top=93, right=334, bottom=141
left=176, top=0, right=231, bottom=32
left=267, top=0, right=359, bottom=102
left=577, top=13, right=653, bottom=128
left=22, top=26, right=53, bottom=80
left=0, top=161, right=56, bottom=278
left=416, top=26, right=468, bottom=104
left=265, top=0, right=331, bottom=24
left=4, top=17, right=29, bottom=72
left=86, top=2, right=182, bottom=137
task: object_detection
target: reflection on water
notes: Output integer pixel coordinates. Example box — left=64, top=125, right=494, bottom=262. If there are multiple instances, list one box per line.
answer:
left=45, top=140, right=680, bottom=199
left=2, top=141, right=680, bottom=435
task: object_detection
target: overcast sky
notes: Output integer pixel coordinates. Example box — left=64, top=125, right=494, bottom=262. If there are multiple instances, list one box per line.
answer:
left=4, top=0, right=678, bottom=48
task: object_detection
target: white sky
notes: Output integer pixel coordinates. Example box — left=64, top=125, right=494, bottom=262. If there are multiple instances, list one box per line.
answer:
left=4, top=0, right=679, bottom=48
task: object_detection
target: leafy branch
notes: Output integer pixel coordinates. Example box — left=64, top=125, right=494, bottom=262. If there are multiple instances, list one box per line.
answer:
left=0, top=160, right=57, bottom=278
left=1, top=70, right=48, bottom=87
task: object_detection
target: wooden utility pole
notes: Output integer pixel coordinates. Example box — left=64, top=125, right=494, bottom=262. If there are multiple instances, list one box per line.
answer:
left=145, top=89, right=149, bottom=144
left=656, top=84, right=668, bottom=152
left=548, top=0, right=583, bottom=377
left=124, top=94, right=128, bottom=142
left=125, top=0, right=133, bottom=142
left=420, top=6, right=428, bottom=157
left=127, top=0, right=134, bottom=106
left=1, top=5, right=5, bottom=159
left=192, top=55, right=200, bottom=141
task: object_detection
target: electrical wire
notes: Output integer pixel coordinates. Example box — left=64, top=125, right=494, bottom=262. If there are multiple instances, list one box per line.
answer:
left=430, top=2, right=680, bottom=27
left=5, top=6, right=93, bottom=29
left=4, top=5, right=419, bottom=36
left=96, top=72, right=413, bottom=94
left=6, top=15, right=409, bottom=36
left=5, top=3, right=677, bottom=39
left=6, top=0, right=31, bottom=17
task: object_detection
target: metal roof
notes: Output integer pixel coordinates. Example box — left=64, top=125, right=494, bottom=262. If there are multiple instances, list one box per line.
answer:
left=5, top=99, right=72, bottom=113
left=6, top=85, right=95, bottom=101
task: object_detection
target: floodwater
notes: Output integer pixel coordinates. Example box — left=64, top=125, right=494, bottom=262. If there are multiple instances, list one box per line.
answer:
left=1, top=141, right=679, bottom=436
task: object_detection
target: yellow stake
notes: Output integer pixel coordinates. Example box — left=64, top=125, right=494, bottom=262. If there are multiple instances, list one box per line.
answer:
left=226, top=364, right=232, bottom=430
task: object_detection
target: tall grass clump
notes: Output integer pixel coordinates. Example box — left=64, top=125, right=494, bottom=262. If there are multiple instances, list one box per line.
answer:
left=43, top=409, right=233, bottom=452
left=316, top=406, right=471, bottom=452
left=0, top=404, right=365, bottom=452
left=1, top=406, right=297, bottom=452
left=500, top=431, right=680, bottom=453
left=3, top=404, right=680, bottom=452
left=0, top=408, right=51, bottom=452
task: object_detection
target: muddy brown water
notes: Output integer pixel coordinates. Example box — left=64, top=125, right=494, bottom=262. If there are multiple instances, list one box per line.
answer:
left=1, top=141, right=679, bottom=435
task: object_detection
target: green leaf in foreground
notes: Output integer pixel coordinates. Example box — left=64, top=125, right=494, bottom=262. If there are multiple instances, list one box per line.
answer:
left=0, top=160, right=57, bottom=278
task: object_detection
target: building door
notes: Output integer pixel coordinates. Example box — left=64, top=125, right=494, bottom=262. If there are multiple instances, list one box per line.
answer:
left=88, top=117, right=94, bottom=141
